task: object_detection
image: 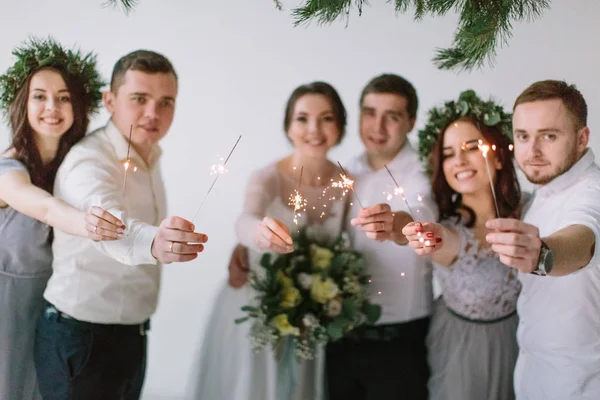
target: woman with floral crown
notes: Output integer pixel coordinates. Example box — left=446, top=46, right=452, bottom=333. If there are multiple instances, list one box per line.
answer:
left=402, top=90, right=524, bottom=399
left=0, top=37, right=123, bottom=400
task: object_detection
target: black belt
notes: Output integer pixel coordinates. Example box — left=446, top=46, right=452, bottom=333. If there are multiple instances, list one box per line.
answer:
left=355, top=317, right=430, bottom=342
left=44, top=303, right=150, bottom=336
left=445, top=304, right=517, bottom=324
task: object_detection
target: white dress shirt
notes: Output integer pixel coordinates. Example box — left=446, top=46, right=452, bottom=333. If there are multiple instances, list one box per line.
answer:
left=515, top=149, right=600, bottom=399
left=44, top=120, right=167, bottom=324
left=346, top=143, right=437, bottom=324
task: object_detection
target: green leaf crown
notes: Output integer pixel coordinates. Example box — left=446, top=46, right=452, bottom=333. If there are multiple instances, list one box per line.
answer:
left=0, top=36, right=105, bottom=116
left=418, top=89, right=513, bottom=174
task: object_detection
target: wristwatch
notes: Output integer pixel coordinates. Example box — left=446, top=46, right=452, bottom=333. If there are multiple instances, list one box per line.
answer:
left=532, top=240, right=554, bottom=276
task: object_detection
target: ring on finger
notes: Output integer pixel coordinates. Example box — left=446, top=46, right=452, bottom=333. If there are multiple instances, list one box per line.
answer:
left=94, top=226, right=98, bottom=234
left=169, top=241, right=174, bottom=253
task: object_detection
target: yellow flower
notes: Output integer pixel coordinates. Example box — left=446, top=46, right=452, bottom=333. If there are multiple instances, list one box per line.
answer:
left=311, top=275, right=339, bottom=304
left=280, top=286, right=301, bottom=309
left=311, top=244, right=335, bottom=270
left=271, top=314, right=300, bottom=336
left=343, top=275, right=361, bottom=294
left=277, top=270, right=294, bottom=288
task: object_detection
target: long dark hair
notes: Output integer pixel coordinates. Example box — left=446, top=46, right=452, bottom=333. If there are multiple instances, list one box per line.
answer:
left=430, top=116, right=521, bottom=227
left=9, top=66, right=90, bottom=193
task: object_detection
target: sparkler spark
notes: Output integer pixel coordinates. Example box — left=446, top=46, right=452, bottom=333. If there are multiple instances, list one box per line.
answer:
left=210, top=158, right=228, bottom=175
left=384, top=165, right=415, bottom=219
left=289, top=190, right=307, bottom=225
left=289, top=166, right=307, bottom=226
left=122, top=125, right=133, bottom=193
left=192, top=135, right=242, bottom=223
left=334, top=162, right=363, bottom=207
left=478, top=140, right=500, bottom=217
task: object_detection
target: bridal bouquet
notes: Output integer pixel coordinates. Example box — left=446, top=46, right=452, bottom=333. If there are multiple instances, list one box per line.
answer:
left=236, top=227, right=381, bottom=360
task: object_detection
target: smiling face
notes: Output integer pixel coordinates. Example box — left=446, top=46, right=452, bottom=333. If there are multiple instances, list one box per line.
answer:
left=287, top=93, right=341, bottom=160
left=103, top=69, right=178, bottom=156
left=27, top=69, right=74, bottom=143
left=359, top=92, right=415, bottom=163
left=441, top=120, right=502, bottom=196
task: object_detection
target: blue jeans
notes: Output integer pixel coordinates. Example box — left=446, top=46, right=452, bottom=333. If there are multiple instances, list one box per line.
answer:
left=34, top=304, right=148, bottom=400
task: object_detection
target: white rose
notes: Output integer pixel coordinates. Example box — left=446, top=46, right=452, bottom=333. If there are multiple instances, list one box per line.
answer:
left=302, top=313, right=318, bottom=328
left=326, top=299, right=342, bottom=317
left=297, top=273, right=313, bottom=290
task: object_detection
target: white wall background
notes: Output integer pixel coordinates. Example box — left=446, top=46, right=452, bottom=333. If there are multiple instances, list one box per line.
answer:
left=1, top=1, right=598, bottom=398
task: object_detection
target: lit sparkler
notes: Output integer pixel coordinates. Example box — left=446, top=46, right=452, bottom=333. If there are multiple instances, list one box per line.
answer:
left=478, top=139, right=500, bottom=217
left=334, top=161, right=363, bottom=208
left=192, top=135, right=242, bottom=223
left=122, top=125, right=133, bottom=193
left=289, top=166, right=307, bottom=225
left=383, top=164, right=415, bottom=220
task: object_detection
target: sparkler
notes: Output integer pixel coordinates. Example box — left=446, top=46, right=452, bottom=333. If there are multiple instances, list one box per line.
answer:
left=383, top=164, right=415, bottom=220
left=335, top=161, right=363, bottom=208
left=122, top=125, right=133, bottom=193
left=288, top=166, right=307, bottom=226
left=192, top=135, right=242, bottom=223
left=478, top=140, right=500, bottom=217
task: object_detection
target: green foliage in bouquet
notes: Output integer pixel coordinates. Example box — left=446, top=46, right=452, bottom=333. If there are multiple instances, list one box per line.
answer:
left=236, top=227, right=381, bottom=359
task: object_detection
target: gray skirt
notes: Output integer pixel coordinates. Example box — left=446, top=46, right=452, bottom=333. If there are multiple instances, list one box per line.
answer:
left=427, top=298, right=518, bottom=400
left=0, top=271, right=50, bottom=400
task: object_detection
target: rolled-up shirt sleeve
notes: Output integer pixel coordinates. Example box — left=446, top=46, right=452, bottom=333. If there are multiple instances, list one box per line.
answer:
left=556, top=181, right=600, bottom=272
left=55, top=145, right=158, bottom=266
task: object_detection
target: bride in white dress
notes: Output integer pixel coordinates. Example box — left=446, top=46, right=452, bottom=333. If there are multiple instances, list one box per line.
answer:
left=189, top=81, right=350, bottom=400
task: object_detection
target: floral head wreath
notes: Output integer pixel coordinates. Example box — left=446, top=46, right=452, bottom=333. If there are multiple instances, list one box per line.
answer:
left=418, top=89, right=513, bottom=175
left=0, top=36, right=105, bottom=116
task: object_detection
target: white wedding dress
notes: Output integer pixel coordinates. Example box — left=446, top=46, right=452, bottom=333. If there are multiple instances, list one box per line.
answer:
left=189, top=163, right=347, bottom=400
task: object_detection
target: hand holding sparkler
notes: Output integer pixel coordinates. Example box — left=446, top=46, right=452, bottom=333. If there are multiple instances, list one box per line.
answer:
left=151, top=216, right=209, bottom=264
left=402, top=221, right=444, bottom=255
left=255, top=216, right=294, bottom=254
left=485, top=218, right=543, bottom=274
left=350, top=203, right=395, bottom=242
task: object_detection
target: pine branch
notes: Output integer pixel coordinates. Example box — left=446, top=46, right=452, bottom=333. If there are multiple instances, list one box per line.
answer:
left=103, top=0, right=138, bottom=13
left=292, top=0, right=365, bottom=26
left=289, top=0, right=550, bottom=71
left=433, top=0, right=549, bottom=70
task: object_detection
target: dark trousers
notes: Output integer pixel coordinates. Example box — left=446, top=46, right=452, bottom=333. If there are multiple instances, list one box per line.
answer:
left=326, top=317, right=430, bottom=400
left=34, top=303, right=148, bottom=400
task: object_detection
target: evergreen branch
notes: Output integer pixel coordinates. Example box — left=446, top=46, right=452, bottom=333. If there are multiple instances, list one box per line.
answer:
left=434, top=0, right=549, bottom=70
left=273, top=0, right=283, bottom=11
left=103, top=0, right=138, bottom=13
left=289, top=0, right=550, bottom=71
left=292, top=0, right=364, bottom=26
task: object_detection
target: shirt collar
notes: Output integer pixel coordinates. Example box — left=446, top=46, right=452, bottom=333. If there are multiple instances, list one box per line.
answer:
left=534, top=149, right=595, bottom=198
left=104, top=119, right=162, bottom=171
left=357, top=140, right=415, bottom=174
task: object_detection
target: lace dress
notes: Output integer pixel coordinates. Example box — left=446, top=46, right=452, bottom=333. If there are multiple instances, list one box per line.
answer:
left=427, top=220, right=521, bottom=400
left=189, top=163, right=347, bottom=400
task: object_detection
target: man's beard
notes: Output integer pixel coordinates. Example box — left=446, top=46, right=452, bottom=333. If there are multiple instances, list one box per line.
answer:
left=524, top=146, right=579, bottom=185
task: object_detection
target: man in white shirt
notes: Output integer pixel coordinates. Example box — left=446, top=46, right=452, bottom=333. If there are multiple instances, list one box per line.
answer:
left=228, top=74, right=435, bottom=399
left=486, top=80, right=600, bottom=399
left=325, top=74, right=435, bottom=400
left=34, top=50, right=209, bottom=399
